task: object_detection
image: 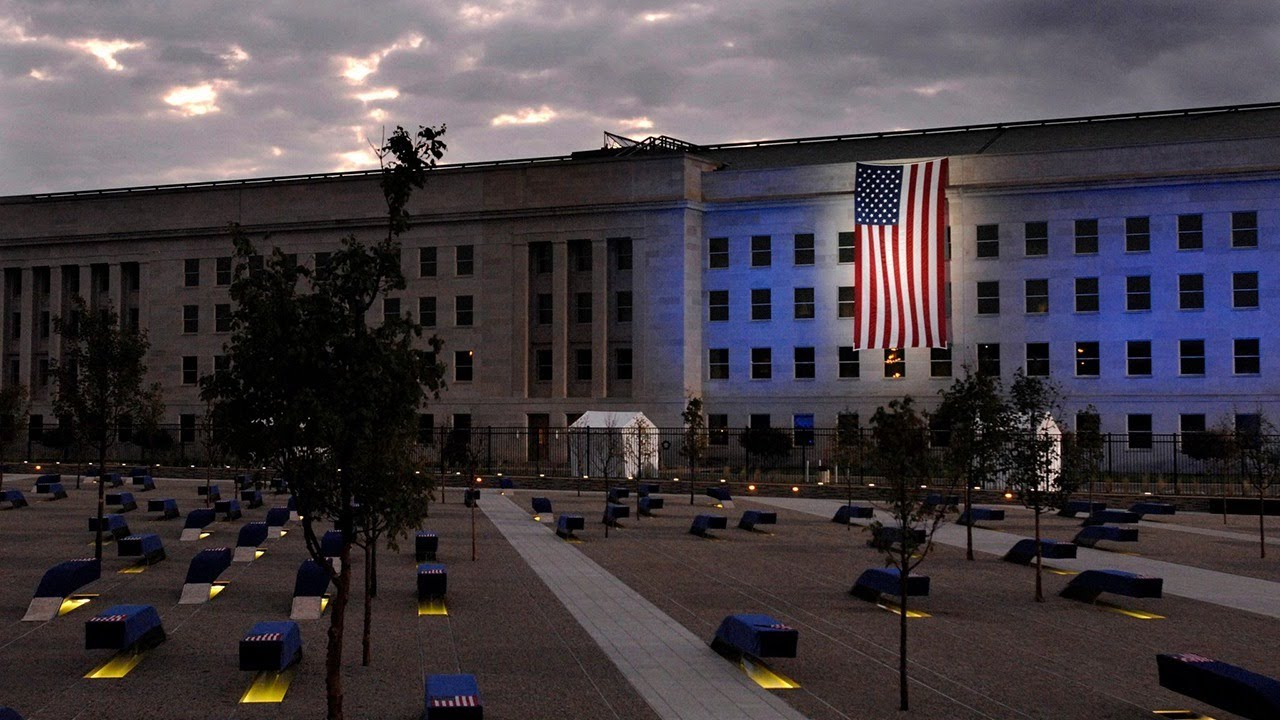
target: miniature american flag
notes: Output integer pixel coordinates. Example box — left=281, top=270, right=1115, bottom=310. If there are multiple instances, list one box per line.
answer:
left=430, top=695, right=479, bottom=707
left=92, top=615, right=127, bottom=623
left=244, top=633, right=282, bottom=642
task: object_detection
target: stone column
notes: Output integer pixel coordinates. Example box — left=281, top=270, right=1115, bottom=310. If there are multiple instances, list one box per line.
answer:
left=591, top=238, right=609, bottom=399
left=551, top=240, right=569, bottom=399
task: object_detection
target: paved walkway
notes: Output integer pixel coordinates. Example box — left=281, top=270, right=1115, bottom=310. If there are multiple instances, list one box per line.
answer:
left=480, top=493, right=809, bottom=720
left=755, top=497, right=1280, bottom=620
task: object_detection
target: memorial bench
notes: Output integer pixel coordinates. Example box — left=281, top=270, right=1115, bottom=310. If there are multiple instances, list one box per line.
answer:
left=957, top=508, right=1005, bottom=526
left=181, top=508, right=216, bottom=541
left=1060, top=569, right=1162, bottom=603
left=235, top=474, right=254, bottom=490
left=85, top=604, right=165, bottom=651
left=1082, top=509, right=1141, bottom=526
left=1156, top=652, right=1280, bottom=720
left=1058, top=500, right=1106, bottom=518
left=832, top=504, right=875, bottom=524
left=240, top=621, right=302, bottom=672
left=555, top=515, right=584, bottom=539
left=850, top=567, right=930, bottom=604
left=638, top=483, right=661, bottom=497
left=99, top=473, right=123, bottom=488
left=738, top=510, right=776, bottom=531
left=179, top=547, right=233, bottom=604
left=705, top=487, right=732, bottom=503
left=638, top=496, right=663, bottom=516
left=498, top=478, right=515, bottom=490
left=424, top=673, right=482, bottom=720
left=215, top=498, right=243, bottom=521
left=321, top=530, right=344, bottom=571
left=711, top=613, right=798, bottom=659
left=1003, top=538, right=1077, bottom=565
left=607, top=487, right=629, bottom=503
left=198, top=484, right=222, bottom=502
left=0, top=706, right=24, bottom=719
left=867, top=526, right=926, bottom=551
left=23, top=558, right=100, bottom=621
left=1073, top=525, right=1139, bottom=549
left=265, top=507, right=290, bottom=538
left=291, top=559, right=331, bottom=620
left=417, top=563, right=447, bottom=599
left=923, top=493, right=959, bottom=509
left=1131, top=502, right=1177, bottom=517
left=1, top=489, right=27, bottom=509
left=602, top=503, right=629, bottom=527
left=118, top=534, right=166, bottom=565
left=234, top=522, right=269, bottom=562
left=89, top=514, right=131, bottom=541
left=148, top=498, right=179, bottom=520
left=530, top=497, right=552, bottom=515
left=690, top=514, right=728, bottom=537
left=240, top=489, right=264, bottom=509
left=129, top=472, right=155, bottom=492
left=416, top=531, right=439, bottom=561
left=105, top=491, right=137, bottom=512
left=34, top=476, right=67, bottom=500
left=287, top=495, right=299, bottom=521
left=463, top=488, right=480, bottom=508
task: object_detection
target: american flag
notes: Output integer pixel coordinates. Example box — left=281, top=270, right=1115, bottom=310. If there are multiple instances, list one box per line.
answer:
left=852, top=159, right=948, bottom=349
left=430, top=695, right=479, bottom=707
left=244, top=633, right=283, bottom=642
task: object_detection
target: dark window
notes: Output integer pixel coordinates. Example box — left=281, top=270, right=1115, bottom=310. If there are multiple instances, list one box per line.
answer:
left=838, top=347, right=860, bottom=378
left=1232, top=211, right=1258, bottom=248
left=930, top=347, right=952, bottom=378
left=574, top=292, right=591, bottom=324
left=36, top=358, right=48, bottom=388
left=751, top=347, right=771, bottom=379
left=708, top=237, right=729, bottom=268
left=315, top=252, right=331, bottom=274
left=977, top=343, right=1000, bottom=376
left=750, top=288, right=771, bottom=321
left=1075, top=277, right=1099, bottom=313
left=793, top=414, right=815, bottom=447
left=215, top=304, right=231, bottom=332
left=183, top=305, right=199, bottom=333
left=39, top=310, right=50, bottom=339
left=794, top=346, right=815, bottom=379
left=534, top=349, right=552, bottom=382
left=530, top=243, right=551, bottom=274
left=1074, top=219, right=1098, bottom=254
left=976, top=281, right=1000, bottom=315
left=616, top=291, right=632, bottom=323
left=1026, top=343, right=1050, bottom=377
left=456, top=295, right=474, bottom=326
left=418, top=413, right=435, bottom=445
left=1235, top=338, right=1260, bottom=375
left=1178, top=214, right=1203, bottom=250
left=455, top=350, right=474, bottom=382
left=793, top=233, right=814, bottom=265
left=615, top=347, right=632, bottom=380
left=1128, top=414, right=1153, bottom=450
left=28, top=414, right=43, bottom=441
left=9, top=312, right=18, bottom=340
left=1180, top=414, right=1206, bottom=434
left=1025, top=221, right=1048, bottom=256
left=420, top=247, right=437, bottom=277
left=1179, top=274, right=1204, bottom=310
left=837, top=232, right=856, bottom=263
left=182, top=356, right=198, bottom=385
left=184, top=258, right=200, bottom=287
left=1180, top=339, right=1205, bottom=375
left=575, top=348, right=591, bottom=381
left=613, top=238, right=633, bottom=271
left=535, top=294, right=553, bottom=325
left=1025, top=278, right=1049, bottom=314
left=419, top=297, right=436, bottom=326
left=1126, top=276, right=1151, bottom=311
left=213, top=354, right=229, bottom=372
left=793, top=287, right=815, bottom=319
left=1236, top=414, right=1262, bottom=436
left=709, top=413, right=729, bottom=445
left=976, top=224, right=999, bottom=258
left=126, top=308, right=138, bottom=333
left=751, top=235, right=771, bottom=267
left=708, top=290, right=729, bottom=322
left=383, top=297, right=400, bottom=324
left=571, top=241, right=592, bottom=272
left=837, top=286, right=855, bottom=318
left=456, top=245, right=474, bottom=276
left=216, top=256, right=232, bottom=285
left=884, top=348, right=905, bottom=378
left=1127, top=340, right=1152, bottom=376
left=180, top=414, right=196, bottom=444
left=1125, top=216, right=1150, bottom=252
left=709, top=348, right=729, bottom=379
left=1233, top=272, right=1259, bottom=308
left=1075, top=341, right=1099, bottom=377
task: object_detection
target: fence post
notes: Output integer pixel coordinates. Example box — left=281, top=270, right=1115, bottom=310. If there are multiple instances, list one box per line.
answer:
left=486, top=426, right=492, bottom=475
left=1172, top=433, right=1179, bottom=495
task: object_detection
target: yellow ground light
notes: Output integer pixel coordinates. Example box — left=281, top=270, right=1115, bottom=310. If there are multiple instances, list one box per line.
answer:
left=1095, top=601, right=1164, bottom=620
left=739, top=656, right=799, bottom=689
left=209, top=582, right=229, bottom=600
left=118, top=563, right=147, bottom=574
left=417, top=598, right=448, bottom=616
left=240, top=668, right=296, bottom=703
left=199, top=532, right=211, bottom=539
left=1044, top=566, right=1078, bottom=576
left=58, top=595, right=96, bottom=616
left=876, top=602, right=931, bottom=619
left=1153, top=711, right=1215, bottom=719
left=85, top=650, right=147, bottom=679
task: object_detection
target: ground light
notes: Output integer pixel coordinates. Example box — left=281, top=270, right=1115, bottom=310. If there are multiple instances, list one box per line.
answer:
left=418, top=598, right=448, bottom=616
left=240, top=668, right=297, bottom=703
left=85, top=650, right=148, bottom=679
left=738, top=655, right=799, bottom=689
left=1152, top=711, right=1214, bottom=719
left=59, top=594, right=97, bottom=616
left=876, top=602, right=930, bottom=618
left=209, top=581, right=229, bottom=600
left=1096, top=601, right=1164, bottom=620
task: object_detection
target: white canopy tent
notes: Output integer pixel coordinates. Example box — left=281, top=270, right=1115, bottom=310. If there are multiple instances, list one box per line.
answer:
left=567, top=411, right=659, bottom=479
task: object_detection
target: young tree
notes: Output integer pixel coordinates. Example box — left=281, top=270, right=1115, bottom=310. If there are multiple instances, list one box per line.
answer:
left=1234, top=414, right=1280, bottom=558
left=1004, top=369, right=1065, bottom=602
left=679, top=395, right=708, bottom=480
left=52, top=298, right=159, bottom=561
left=1182, top=420, right=1237, bottom=524
left=737, top=425, right=791, bottom=478
left=0, top=383, right=30, bottom=491
left=1062, top=406, right=1104, bottom=506
left=933, top=368, right=1010, bottom=560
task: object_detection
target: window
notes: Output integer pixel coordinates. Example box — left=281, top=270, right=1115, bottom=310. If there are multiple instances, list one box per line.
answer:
left=40, top=310, right=50, bottom=339
left=183, top=304, right=199, bottom=333
left=615, top=347, right=632, bottom=380
left=213, top=355, right=229, bottom=373
left=419, top=297, right=436, bottom=326
left=456, top=295, right=474, bottom=326
left=1075, top=277, right=1099, bottom=313
left=535, top=294, right=552, bottom=325
left=1025, top=343, right=1050, bottom=377
left=794, top=346, right=815, bottom=379
left=1236, top=413, right=1262, bottom=436
left=530, top=243, right=551, bottom=274
left=184, top=258, right=200, bottom=287
left=837, top=286, right=855, bottom=318
left=1233, top=272, right=1259, bottom=308
left=315, top=252, right=331, bottom=274
left=574, top=349, right=591, bottom=381
left=708, top=237, right=729, bottom=268
left=9, top=312, right=18, bottom=340
left=794, top=233, right=814, bottom=265
left=1126, top=276, right=1151, bottom=311
left=616, top=291, right=633, bottom=323
left=750, top=414, right=770, bottom=429
left=1232, top=211, right=1258, bottom=248
left=838, top=232, right=856, bottom=263
left=1075, top=341, right=1099, bottom=376
left=456, top=245, right=474, bottom=276
left=36, top=358, right=48, bottom=388
left=750, top=347, right=772, bottom=379
left=1127, top=340, right=1152, bottom=376
left=1128, top=414, right=1153, bottom=450
left=794, top=414, right=815, bottom=447
left=215, top=303, right=231, bottom=332
left=534, top=348, right=552, bottom=382
left=976, top=224, right=999, bottom=258
left=708, top=290, right=729, bottom=322
left=180, top=414, right=196, bottom=444
left=420, top=247, right=437, bottom=277
left=383, top=298, right=400, bottom=324
left=1025, top=221, right=1048, bottom=256
left=838, top=347, right=860, bottom=378
left=1074, top=219, right=1098, bottom=254
left=1179, top=339, right=1205, bottom=375
left=709, top=348, right=729, bottom=379
left=709, top=414, right=729, bottom=445
left=574, top=292, right=591, bottom=324
left=1025, top=279, right=1049, bottom=314
left=751, top=235, right=771, bottom=267
left=1180, top=414, right=1206, bottom=434
left=455, top=350, right=474, bottom=382
left=216, top=256, right=232, bottom=285
left=1178, top=214, right=1203, bottom=250
left=750, top=288, right=771, bottom=320
left=793, top=287, right=815, bottom=319
left=1235, top=338, right=1260, bottom=375
left=977, top=343, right=1000, bottom=376
left=614, top=238, right=632, bottom=271
left=884, top=348, right=905, bottom=378
left=571, top=241, right=592, bottom=272
left=418, top=413, right=435, bottom=445
left=1125, top=216, right=1150, bottom=252
left=976, top=281, right=1000, bottom=315
left=930, top=347, right=952, bottom=378
left=1179, top=274, right=1204, bottom=310
left=182, top=356, right=198, bottom=385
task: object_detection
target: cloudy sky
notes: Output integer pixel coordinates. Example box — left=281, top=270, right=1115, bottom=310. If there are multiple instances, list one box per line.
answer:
left=2, top=1, right=1278, bottom=196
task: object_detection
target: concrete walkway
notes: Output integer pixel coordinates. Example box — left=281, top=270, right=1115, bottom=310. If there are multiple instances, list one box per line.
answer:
left=480, top=493, right=809, bottom=720
left=755, top=497, right=1280, bottom=620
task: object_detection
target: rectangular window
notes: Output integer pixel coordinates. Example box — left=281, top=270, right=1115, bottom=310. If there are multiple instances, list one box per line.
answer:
left=793, top=287, right=815, bottom=319
left=1180, top=339, right=1205, bottom=375
left=1075, top=277, right=1099, bottom=313
left=837, top=286, right=855, bottom=318
left=976, top=224, right=999, bottom=258
left=1180, top=414, right=1206, bottom=434
left=383, top=297, right=400, bottom=324
left=455, top=350, right=474, bottom=382
left=751, top=235, right=771, bottom=267
left=750, top=347, right=772, bottom=379
left=572, top=241, right=592, bottom=272
left=794, top=414, right=815, bottom=447
left=616, top=291, right=633, bottom=323
left=838, top=346, right=860, bottom=378
left=40, top=310, right=50, bottom=339
left=1178, top=214, right=1203, bottom=250
left=1126, top=275, right=1151, bottom=311
left=1025, top=278, right=1049, bottom=314
left=1074, top=219, right=1098, bottom=255
left=615, top=347, right=633, bottom=380
left=1024, top=221, right=1048, bottom=256
left=574, top=348, right=592, bottom=381
left=456, top=295, right=474, bottom=326
left=417, top=413, right=435, bottom=445
left=1128, top=414, right=1153, bottom=450
left=1232, top=211, right=1258, bottom=248
left=976, top=281, right=1000, bottom=315
left=530, top=243, right=552, bottom=274
left=930, top=347, right=952, bottom=378
left=708, top=290, right=729, bottom=322
left=613, top=238, right=632, bottom=271
left=884, top=348, right=905, bottom=378
left=1235, top=338, right=1260, bottom=375
left=709, top=413, right=729, bottom=445
left=419, top=297, right=437, bottom=327
left=1025, top=342, right=1050, bottom=377
left=180, top=414, right=196, bottom=444
left=793, top=233, right=814, bottom=265
left=794, top=346, right=815, bottom=379
left=708, top=237, right=729, bottom=268
left=126, top=308, right=139, bottom=334
left=215, top=303, right=231, bottom=332
left=709, top=348, right=729, bottom=379
left=1125, top=216, right=1150, bottom=252
left=1075, top=341, right=1099, bottom=376
left=1179, top=274, right=1204, bottom=310
left=419, top=247, right=437, bottom=277
left=36, top=358, right=49, bottom=388
left=977, top=343, right=1000, bottom=376
left=314, top=252, right=332, bottom=274
left=1233, top=271, right=1259, bottom=308
left=1237, top=413, right=1262, bottom=436
left=535, top=293, right=553, bottom=325
left=456, top=245, right=474, bottom=276
left=574, top=292, right=591, bottom=324
left=182, top=356, right=198, bottom=385
left=184, top=258, right=200, bottom=287
left=534, top=348, right=552, bottom=382
left=183, top=304, right=199, bottom=333
left=216, top=256, right=232, bottom=285
left=213, top=354, right=229, bottom=373
left=1127, top=340, right=1152, bottom=376
left=750, top=288, right=771, bottom=320
left=837, top=232, right=856, bottom=263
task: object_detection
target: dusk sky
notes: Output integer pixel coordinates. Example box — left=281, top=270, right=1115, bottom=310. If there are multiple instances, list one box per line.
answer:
left=3, top=1, right=1278, bottom=196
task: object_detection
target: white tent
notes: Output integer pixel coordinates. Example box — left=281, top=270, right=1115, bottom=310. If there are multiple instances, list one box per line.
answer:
left=567, top=411, right=659, bottom=479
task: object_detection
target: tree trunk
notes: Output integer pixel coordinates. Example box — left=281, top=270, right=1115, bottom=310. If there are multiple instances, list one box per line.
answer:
left=1260, top=488, right=1267, bottom=559
left=325, top=539, right=351, bottom=719
left=94, top=447, right=106, bottom=561
left=964, top=477, right=974, bottom=561
left=362, top=542, right=373, bottom=666
left=1033, top=503, right=1044, bottom=602
left=898, top=540, right=909, bottom=711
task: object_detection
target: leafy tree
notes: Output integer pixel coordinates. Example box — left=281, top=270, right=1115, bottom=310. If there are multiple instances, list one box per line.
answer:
left=52, top=298, right=159, bottom=561
left=1234, top=413, right=1280, bottom=558
left=679, top=395, right=708, bottom=479
left=1062, top=406, right=1103, bottom=506
left=0, top=383, right=30, bottom=492
left=933, top=368, right=1010, bottom=560
left=1182, top=420, right=1236, bottom=524
left=1004, top=369, right=1065, bottom=602
left=737, top=426, right=791, bottom=474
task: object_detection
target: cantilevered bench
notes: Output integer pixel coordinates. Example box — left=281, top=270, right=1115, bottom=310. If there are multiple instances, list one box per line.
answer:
left=690, top=514, right=728, bottom=537
left=148, top=498, right=179, bottom=520
left=0, top=706, right=24, bottom=719
left=118, top=534, right=166, bottom=565
left=463, top=488, right=480, bottom=508
left=556, top=515, right=584, bottom=539
left=287, top=495, right=299, bottom=521
left=181, top=508, right=216, bottom=541
left=424, top=673, right=482, bottom=720
left=832, top=504, right=874, bottom=524
left=530, top=497, right=553, bottom=515
left=235, top=474, right=254, bottom=490
left=129, top=472, right=155, bottom=492
left=957, top=508, right=1005, bottom=526
left=607, top=487, right=629, bottom=503
left=265, top=507, right=290, bottom=538
left=99, top=473, right=123, bottom=488
left=215, top=498, right=243, bottom=521
left=602, top=503, right=629, bottom=527
left=85, top=604, right=165, bottom=651
left=1131, top=502, right=1177, bottom=517
left=234, top=522, right=269, bottom=562
left=638, top=496, right=663, bottom=516
left=416, top=531, right=439, bottom=561
left=89, top=514, right=131, bottom=541
left=1073, top=525, right=1139, bottom=549
left=868, top=526, right=926, bottom=551
left=1058, top=500, right=1105, bottom=518
left=922, top=493, right=959, bottom=509
left=417, top=563, right=447, bottom=600
left=180, top=547, right=233, bottom=604
left=23, top=558, right=100, bottom=621
left=106, top=491, right=137, bottom=512
left=291, top=559, right=331, bottom=619
left=34, top=479, right=67, bottom=500
left=240, top=621, right=302, bottom=672
left=1060, top=569, right=1162, bottom=603
left=1157, top=652, right=1280, bottom=720
left=1082, top=509, right=1141, bottom=526
left=1003, top=538, right=1077, bottom=565
left=851, top=567, right=930, bottom=603
left=198, top=484, right=222, bottom=502
left=1, top=489, right=27, bottom=509
left=738, top=510, right=776, bottom=531
left=240, top=489, right=264, bottom=509
left=711, top=613, right=798, bottom=659
left=705, top=486, right=733, bottom=505
left=498, top=478, right=514, bottom=490
left=321, top=530, right=344, bottom=572
left=638, top=483, right=661, bottom=497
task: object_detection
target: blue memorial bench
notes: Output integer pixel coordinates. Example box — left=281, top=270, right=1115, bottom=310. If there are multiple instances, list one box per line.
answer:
left=321, top=529, right=344, bottom=569
left=705, top=487, right=732, bottom=503
left=690, top=514, right=728, bottom=537
left=1131, top=502, right=1177, bottom=517
left=240, top=489, right=264, bottom=509
left=868, top=526, right=926, bottom=550
left=738, top=510, right=776, bottom=531
left=118, top=534, right=166, bottom=565
left=531, top=497, right=553, bottom=514
left=1060, top=569, right=1162, bottom=603
left=216, top=498, right=243, bottom=521
left=181, top=508, right=216, bottom=541
left=463, top=488, right=480, bottom=508
left=85, top=604, right=165, bottom=651
left=0, top=706, right=24, bottom=719
left=602, top=503, right=629, bottom=526
left=1, top=489, right=27, bottom=508
left=291, top=559, right=331, bottom=620
left=265, top=507, right=290, bottom=537
left=148, top=498, right=179, bottom=519
left=180, top=547, right=233, bottom=604
left=198, top=484, right=222, bottom=502
left=34, top=477, right=67, bottom=499
left=89, top=513, right=131, bottom=541
left=424, top=673, right=483, bottom=720
left=1073, top=525, right=1139, bottom=548
left=711, top=613, right=798, bottom=659
left=129, top=470, right=155, bottom=491
left=607, top=487, right=629, bottom=502
left=416, top=531, right=439, bottom=561
left=1058, top=500, right=1106, bottom=518
left=638, top=483, right=661, bottom=497
left=240, top=621, right=302, bottom=672
left=833, top=504, right=875, bottom=524
left=235, top=474, right=254, bottom=490
left=556, top=515, right=584, bottom=539
left=286, top=495, right=299, bottom=520
left=1003, top=538, right=1077, bottom=565
left=923, top=493, right=959, bottom=509
left=498, top=477, right=515, bottom=490
left=957, top=508, right=1005, bottom=526
left=851, top=567, right=930, bottom=603
left=271, top=476, right=288, bottom=494
left=1157, top=652, right=1280, bottom=720
left=23, top=558, right=101, bottom=621
left=106, top=491, right=137, bottom=512
left=234, top=522, right=269, bottom=562
left=417, top=563, right=448, bottom=599
left=638, top=496, right=663, bottom=516
left=99, top=473, right=123, bottom=488
left=1082, top=509, right=1141, bottom=526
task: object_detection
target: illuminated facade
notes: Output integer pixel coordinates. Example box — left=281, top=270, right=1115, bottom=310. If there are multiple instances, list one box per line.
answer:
left=0, top=103, right=1278, bottom=442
